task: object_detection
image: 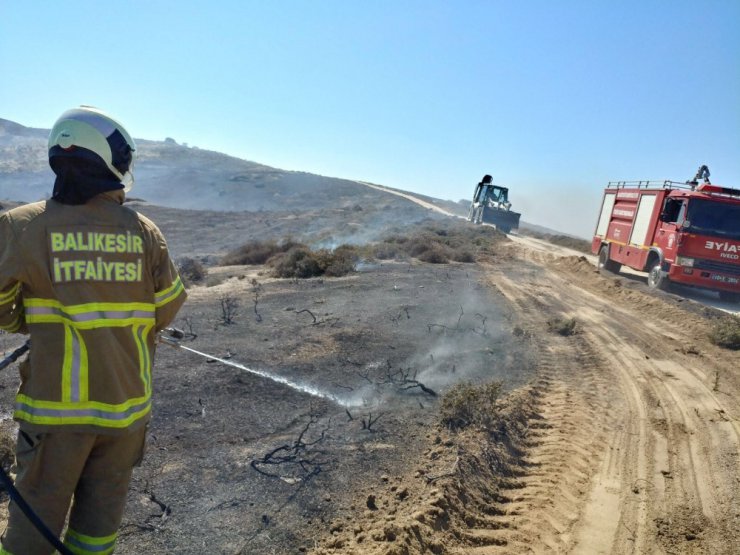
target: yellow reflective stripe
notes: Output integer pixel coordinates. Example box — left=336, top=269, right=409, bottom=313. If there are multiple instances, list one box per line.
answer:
left=155, top=276, right=184, bottom=307
left=24, top=299, right=154, bottom=313
left=15, top=394, right=151, bottom=428
left=79, top=329, right=89, bottom=402
left=0, top=282, right=20, bottom=306
left=24, top=298, right=155, bottom=329
left=133, top=324, right=153, bottom=396
left=0, top=318, right=23, bottom=332
left=62, top=326, right=73, bottom=403
left=60, top=325, right=90, bottom=403
left=65, top=526, right=117, bottom=554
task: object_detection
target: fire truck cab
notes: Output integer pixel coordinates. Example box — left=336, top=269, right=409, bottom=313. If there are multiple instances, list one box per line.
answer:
left=592, top=180, right=740, bottom=303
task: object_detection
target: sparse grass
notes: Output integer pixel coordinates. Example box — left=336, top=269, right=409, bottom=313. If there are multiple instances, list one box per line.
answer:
left=440, top=381, right=503, bottom=431
left=708, top=316, right=740, bottom=350
left=547, top=317, right=578, bottom=336
left=370, top=221, right=501, bottom=264
left=519, top=228, right=591, bottom=253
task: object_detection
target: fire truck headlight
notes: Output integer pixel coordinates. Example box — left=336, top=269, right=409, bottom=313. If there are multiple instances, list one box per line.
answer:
left=676, top=256, right=695, bottom=267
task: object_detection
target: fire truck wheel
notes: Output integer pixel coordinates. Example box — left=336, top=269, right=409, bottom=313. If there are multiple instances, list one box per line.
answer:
left=598, top=246, right=622, bottom=274
left=718, top=291, right=740, bottom=304
left=647, top=259, right=668, bottom=290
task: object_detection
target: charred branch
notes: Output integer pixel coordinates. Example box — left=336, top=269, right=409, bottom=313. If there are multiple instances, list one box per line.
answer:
left=251, top=279, right=263, bottom=323
left=427, top=305, right=488, bottom=336
left=250, top=414, right=330, bottom=483
left=295, top=308, right=340, bottom=327
left=380, top=360, right=437, bottom=397
left=361, top=412, right=383, bottom=431
left=218, top=295, right=239, bottom=325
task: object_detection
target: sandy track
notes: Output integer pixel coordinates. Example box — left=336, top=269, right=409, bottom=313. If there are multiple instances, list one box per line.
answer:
left=469, top=244, right=740, bottom=554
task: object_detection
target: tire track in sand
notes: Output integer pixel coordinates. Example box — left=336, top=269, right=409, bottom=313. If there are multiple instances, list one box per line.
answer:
left=481, top=247, right=739, bottom=554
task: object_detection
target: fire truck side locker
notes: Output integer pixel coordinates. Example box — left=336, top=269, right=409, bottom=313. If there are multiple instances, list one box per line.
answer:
left=593, top=186, right=667, bottom=273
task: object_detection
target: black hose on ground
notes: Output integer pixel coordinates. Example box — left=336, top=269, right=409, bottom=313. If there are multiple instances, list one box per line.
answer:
left=0, top=468, right=74, bottom=555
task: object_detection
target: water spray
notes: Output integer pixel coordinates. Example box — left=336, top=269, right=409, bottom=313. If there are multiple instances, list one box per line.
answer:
left=160, top=328, right=355, bottom=407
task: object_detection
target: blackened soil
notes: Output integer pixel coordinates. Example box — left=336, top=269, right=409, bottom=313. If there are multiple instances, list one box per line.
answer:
left=117, top=261, right=536, bottom=554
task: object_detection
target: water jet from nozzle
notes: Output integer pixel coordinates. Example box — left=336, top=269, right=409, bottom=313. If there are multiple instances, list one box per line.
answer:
left=174, top=343, right=357, bottom=407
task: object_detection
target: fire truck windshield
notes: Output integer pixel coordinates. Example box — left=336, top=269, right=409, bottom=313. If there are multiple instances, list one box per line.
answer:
left=685, top=199, right=740, bottom=240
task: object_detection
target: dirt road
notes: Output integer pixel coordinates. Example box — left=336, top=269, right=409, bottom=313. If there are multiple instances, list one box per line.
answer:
left=314, top=239, right=739, bottom=554
left=476, top=246, right=739, bottom=554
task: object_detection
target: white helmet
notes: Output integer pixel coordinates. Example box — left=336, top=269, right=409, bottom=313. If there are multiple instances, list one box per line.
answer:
left=48, top=106, right=136, bottom=191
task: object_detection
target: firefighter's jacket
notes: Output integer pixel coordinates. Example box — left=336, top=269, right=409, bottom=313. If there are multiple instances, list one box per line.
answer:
left=0, top=192, right=186, bottom=434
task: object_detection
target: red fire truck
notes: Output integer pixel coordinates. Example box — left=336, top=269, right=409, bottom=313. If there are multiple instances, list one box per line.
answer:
left=592, top=179, right=740, bottom=303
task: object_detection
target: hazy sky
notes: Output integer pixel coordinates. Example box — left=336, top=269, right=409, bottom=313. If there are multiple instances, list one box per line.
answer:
left=2, top=1, right=738, bottom=238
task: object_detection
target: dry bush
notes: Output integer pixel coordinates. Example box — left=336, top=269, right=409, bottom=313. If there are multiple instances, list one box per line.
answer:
left=372, top=221, right=496, bottom=264
left=441, top=381, right=503, bottom=431
left=323, top=245, right=359, bottom=277
left=451, top=249, right=476, bottom=263
left=269, top=247, right=321, bottom=278
left=708, top=316, right=740, bottom=350
left=221, top=239, right=304, bottom=266
left=178, top=257, right=206, bottom=288
left=417, top=243, right=451, bottom=264
left=268, top=244, right=357, bottom=279
left=547, top=317, right=578, bottom=336
left=371, top=242, right=404, bottom=260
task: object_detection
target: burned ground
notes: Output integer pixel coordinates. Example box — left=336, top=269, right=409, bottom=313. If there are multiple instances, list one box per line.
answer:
left=115, top=258, right=533, bottom=553
left=1, top=195, right=738, bottom=554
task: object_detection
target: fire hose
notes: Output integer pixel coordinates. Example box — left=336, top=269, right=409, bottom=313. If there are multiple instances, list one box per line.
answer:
left=0, top=341, right=74, bottom=555
left=0, top=327, right=344, bottom=552
left=159, top=328, right=349, bottom=406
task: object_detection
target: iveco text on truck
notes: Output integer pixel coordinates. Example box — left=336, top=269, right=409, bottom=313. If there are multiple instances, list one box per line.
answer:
left=592, top=172, right=740, bottom=303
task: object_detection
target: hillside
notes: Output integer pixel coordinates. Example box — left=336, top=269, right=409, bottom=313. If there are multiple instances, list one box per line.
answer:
left=0, top=118, right=419, bottom=213
left=0, top=118, right=738, bottom=555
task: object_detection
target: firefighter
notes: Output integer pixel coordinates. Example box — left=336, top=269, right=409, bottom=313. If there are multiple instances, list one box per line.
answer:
left=0, top=107, right=187, bottom=554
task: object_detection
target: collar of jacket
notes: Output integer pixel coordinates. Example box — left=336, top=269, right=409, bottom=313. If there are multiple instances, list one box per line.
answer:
left=98, top=190, right=126, bottom=205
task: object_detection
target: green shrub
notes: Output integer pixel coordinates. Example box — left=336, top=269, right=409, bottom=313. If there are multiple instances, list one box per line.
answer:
left=440, top=381, right=503, bottom=431
left=708, top=316, right=740, bottom=350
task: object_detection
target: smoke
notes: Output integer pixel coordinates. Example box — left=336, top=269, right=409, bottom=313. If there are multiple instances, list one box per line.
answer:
left=329, top=264, right=532, bottom=410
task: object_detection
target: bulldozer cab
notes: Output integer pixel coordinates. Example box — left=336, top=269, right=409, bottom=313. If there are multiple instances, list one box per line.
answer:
left=473, top=183, right=509, bottom=205
left=483, top=185, right=509, bottom=205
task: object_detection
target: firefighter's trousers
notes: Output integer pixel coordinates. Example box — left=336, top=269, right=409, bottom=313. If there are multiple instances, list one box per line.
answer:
left=0, top=426, right=146, bottom=555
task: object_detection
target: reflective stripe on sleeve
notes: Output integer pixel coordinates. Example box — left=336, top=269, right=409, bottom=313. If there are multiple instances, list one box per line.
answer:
left=155, top=276, right=184, bottom=307
left=64, top=527, right=118, bottom=554
left=0, top=282, right=20, bottom=306
left=0, top=312, right=23, bottom=333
